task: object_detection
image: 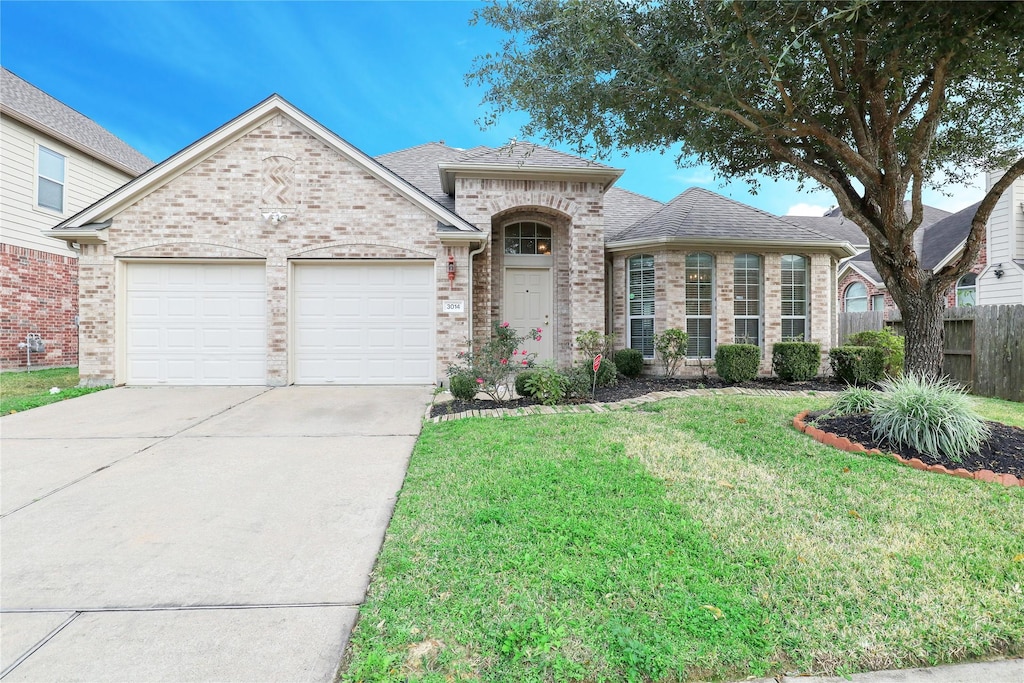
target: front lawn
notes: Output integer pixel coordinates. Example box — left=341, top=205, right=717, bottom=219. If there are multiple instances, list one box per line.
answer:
left=0, top=367, right=108, bottom=414
left=342, top=395, right=1024, bottom=682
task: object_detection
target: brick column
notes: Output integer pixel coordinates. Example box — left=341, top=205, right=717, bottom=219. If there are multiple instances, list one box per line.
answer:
left=809, top=252, right=834, bottom=373
left=715, top=252, right=734, bottom=351
left=78, top=243, right=115, bottom=386
left=265, top=256, right=288, bottom=386
left=762, top=253, right=782, bottom=375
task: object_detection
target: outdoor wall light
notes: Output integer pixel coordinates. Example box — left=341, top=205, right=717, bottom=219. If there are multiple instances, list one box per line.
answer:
left=993, top=264, right=1004, bottom=279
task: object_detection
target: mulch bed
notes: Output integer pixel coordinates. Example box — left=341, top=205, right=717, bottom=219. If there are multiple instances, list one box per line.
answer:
left=429, top=375, right=842, bottom=418
left=814, top=413, right=1024, bottom=479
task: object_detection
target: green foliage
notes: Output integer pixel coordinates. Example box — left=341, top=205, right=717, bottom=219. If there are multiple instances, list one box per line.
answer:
left=830, top=345, right=886, bottom=385
left=871, top=374, right=991, bottom=461
left=771, top=342, right=820, bottom=381
left=575, top=330, right=614, bottom=360
left=0, top=367, right=108, bottom=414
left=449, top=373, right=479, bottom=401
left=830, top=386, right=879, bottom=416
left=515, top=369, right=536, bottom=397
left=523, top=363, right=568, bottom=406
left=714, top=344, right=760, bottom=383
left=447, top=321, right=541, bottom=402
left=614, top=348, right=645, bottom=378
left=654, top=328, right=689, bottom=376
left=847, top=328, right=905, bottom=377
left=563, top=366, right=594, bottom=400
left=583, top=356, right=618, bottom=388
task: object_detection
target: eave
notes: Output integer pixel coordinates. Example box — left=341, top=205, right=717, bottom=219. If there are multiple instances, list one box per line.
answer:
left=606, top=235, right=857, bottom=260
left=438, top=162, right=623, bottom=194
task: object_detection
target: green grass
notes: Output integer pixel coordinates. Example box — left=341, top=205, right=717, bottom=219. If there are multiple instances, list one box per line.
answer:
left=342, top=395, right=1024, bottom=682
left=0, top=367, right=109, bottom=414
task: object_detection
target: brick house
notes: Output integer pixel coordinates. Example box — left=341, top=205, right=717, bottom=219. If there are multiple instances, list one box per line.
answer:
left=0, top=68, right=153, bottom=369
left=49, top=95, right=857, bottom=386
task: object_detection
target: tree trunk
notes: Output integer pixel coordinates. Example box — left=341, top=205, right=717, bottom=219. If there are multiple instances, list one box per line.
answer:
left=898, top=290, right=945, bottom=379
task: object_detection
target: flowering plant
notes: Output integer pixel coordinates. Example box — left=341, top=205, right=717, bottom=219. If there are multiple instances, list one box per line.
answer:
left=447, top=321, right=541, bottom=402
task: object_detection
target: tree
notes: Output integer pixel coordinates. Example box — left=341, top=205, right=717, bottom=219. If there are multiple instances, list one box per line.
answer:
left=470, top=0, right=1024, bottom=378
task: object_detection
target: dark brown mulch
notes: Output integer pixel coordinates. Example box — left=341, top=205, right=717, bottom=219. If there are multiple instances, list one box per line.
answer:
left=814, top=413, right=1024, bottom=478
left=429, top=375, right=843, bottom=418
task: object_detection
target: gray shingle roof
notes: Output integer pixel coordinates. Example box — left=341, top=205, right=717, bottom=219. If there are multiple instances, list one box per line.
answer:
left=603, top=187, right=663, bottom=240
left=375, top=142, right=463, bottom=212
left=844, top=251, right=883, bottom=283
left=454, top=142, right=617, bottom=170
left=611, top=187, right=847, bottom=245
left=1, top=67, right=153, bottom=175
left=920, top=201, right=981, bottom=270
left=784, top=215, right=869, bottom=247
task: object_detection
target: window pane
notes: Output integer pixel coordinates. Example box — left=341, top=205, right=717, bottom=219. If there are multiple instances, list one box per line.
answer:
left=686, top=319, right=712, bottom=358
left=845, top=282, right=868, bottom=311
left=537, top=225, right=551, bottom=239
left=39, top=146, right=65, bottom=181
left=957, top=287, right=976, bottom=307
left=505, top=224, right=520, bottom=238
left=630, top=317, right=655, bottom=358
left=504, top=238, right=520, bottom=254
left=735, top=319, right=759, bottom=346
left=38, top=177, right=63, bottom=211
left=871, top=294, right=885, bottom=311
left=781, top=319, right=806, bottom=341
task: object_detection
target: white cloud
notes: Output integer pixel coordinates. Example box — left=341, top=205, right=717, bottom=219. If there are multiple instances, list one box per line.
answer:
left=785, top=203, right=832, bottom=216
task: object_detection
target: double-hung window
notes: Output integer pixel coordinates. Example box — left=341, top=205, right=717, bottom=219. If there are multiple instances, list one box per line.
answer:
left=781, top=254, right=808, bottom=341
left=37, top=145, right=66, bottom=213
left=734, top=254, right=761, bottom=346
left=685, top=252, right=713, bottom=357
left=627, top=254, right=655, bottom=358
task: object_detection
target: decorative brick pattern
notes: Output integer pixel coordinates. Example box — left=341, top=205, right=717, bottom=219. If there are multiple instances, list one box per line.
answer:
left=0, top=243, right=78, bottom=369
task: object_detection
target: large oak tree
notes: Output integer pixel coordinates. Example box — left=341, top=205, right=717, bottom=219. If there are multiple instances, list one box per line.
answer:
left=470, top=0, right=1024, bottom=378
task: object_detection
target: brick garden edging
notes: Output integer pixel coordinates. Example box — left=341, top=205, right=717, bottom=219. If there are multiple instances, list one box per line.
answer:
left=426, top=387, right=834, bottom=422
left=793, top=410, right=1023, bottom=487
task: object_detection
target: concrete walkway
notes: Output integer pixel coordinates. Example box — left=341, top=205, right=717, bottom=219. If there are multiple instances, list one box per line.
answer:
left=743, top=658, right=1023, bottom=682
left=0, top=385, right=432, bottom=682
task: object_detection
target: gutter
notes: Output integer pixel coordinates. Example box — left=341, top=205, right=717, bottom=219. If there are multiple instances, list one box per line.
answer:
left=605, top=235, right=858, bottom=259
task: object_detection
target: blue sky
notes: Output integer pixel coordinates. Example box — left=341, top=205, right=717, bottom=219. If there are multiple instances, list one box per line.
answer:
left=1, top=1, right=982, bottom=215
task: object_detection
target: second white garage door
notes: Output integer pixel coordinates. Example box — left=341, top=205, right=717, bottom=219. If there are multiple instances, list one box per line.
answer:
left=293, top=262, right=435, bottom=384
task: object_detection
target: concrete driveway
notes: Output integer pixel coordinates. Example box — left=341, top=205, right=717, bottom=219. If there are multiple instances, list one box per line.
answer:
left=0, top=385, right=432, bottom=682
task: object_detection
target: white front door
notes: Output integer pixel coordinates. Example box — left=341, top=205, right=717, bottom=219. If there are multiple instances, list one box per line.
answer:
left=504, top=268, right=553, bottom=361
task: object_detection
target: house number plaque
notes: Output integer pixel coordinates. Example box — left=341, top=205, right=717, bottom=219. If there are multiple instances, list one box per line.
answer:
left=443, top=300, right=465, bottom=313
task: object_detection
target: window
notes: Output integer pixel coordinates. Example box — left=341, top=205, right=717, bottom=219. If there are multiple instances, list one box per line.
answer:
left=628, top=254, right=655, bottom=358
left=844, top=282, right=868, bottom=312
left=781, top=254, right=808, bottom=341
left=734, top=254, right=761, bottom=346
left=37, top=145, right=65, bottom=212
left=956, top=273, right=977, bottom=307
left=685, top=252, right=713, bottom=357
left=871, top=294, right=886, bottom=311
left=504, top=222, right=552, bottom=255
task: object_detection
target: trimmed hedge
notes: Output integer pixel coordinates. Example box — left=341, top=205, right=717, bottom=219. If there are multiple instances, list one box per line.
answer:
left=614, top=348, right=645, bottom=378
left=830, top=345, right=886, bottom=385
left=449, top=373, right=479, bottom=400
left=847, top=328, right=904, bottom=377
left=714, top=344, right=760, bottom=383
left=772, top=342, right=821, bottom=381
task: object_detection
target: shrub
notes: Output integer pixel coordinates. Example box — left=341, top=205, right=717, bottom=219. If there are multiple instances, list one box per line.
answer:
left=515, top=370, right=537, bottom=397
left=714, top=344, right=760, bottom=383
left=446, top=321, right=541, bottom=402
left=523, top=364, right=568, bottom=406
left=830, top=346, right=886, bottom=385
left=448, top=373, right=478, bottom=401
left=582, top=357, right=618, bottom=388
left=830, top=386, right=879, bottom=415
left=871, top=374, right=990, bottom=461
left=772, top=342, right=821, bottom=381
left=564, top=366, right=594, bottom=399
left=654, top=328, right=689, bottom=376
left=614, top=348, right=645, bottom=378
left=847, top=328, right=905, bottom=377
left=575, top=330, right=615, bottom=360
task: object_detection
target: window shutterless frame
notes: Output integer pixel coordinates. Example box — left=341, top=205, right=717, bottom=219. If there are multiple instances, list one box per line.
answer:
left=780, top=255, right=808, bottom=341
left=37, top=144, right=66, bottom=213
left=627, top=254, right=655, bottom=358
left=733, top=253, right=761, bottom=346
left=685, top=252, right=714, bottom=357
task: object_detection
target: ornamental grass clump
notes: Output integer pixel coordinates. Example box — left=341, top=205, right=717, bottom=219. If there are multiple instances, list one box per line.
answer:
left=830, top=386, right=878, bottom=416
left=870, top=374, right=990, bottom=461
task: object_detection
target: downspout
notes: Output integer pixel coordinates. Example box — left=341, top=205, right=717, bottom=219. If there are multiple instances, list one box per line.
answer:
left=468, top=239, right=487, bottom=340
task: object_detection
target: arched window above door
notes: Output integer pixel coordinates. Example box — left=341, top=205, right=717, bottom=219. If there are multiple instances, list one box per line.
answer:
left=504, top=222, right=553, bottom=255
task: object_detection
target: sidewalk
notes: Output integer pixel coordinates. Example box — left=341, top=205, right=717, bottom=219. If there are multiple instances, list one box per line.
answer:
left=742, top=658, right=1023, bottom=683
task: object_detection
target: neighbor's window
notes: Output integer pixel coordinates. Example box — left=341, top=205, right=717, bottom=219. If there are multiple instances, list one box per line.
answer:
left=871, top=294, right=886, bottom=311
left=956, top=273, right=977, bottom=307
left=504, top=222, right=552, bottom=255
left=37, top=145, right=66, bottom=212
left=781, top=254, right=808, bottom=341
left=685, top=252, right=714, bottom=357
left=734, top=253, right=761, bottom=346
left=844, top=282, right=868, bottom=312
left=628, top=254, right=655, bottom=358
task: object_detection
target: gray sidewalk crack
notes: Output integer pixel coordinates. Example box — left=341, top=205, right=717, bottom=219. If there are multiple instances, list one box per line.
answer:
left=0, top=611, right=81, bottom=679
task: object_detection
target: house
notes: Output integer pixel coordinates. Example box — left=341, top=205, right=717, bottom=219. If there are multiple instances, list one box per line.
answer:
left=0, top=67, right=153, bottom=369
left=49, top=95, right=856, bottom=387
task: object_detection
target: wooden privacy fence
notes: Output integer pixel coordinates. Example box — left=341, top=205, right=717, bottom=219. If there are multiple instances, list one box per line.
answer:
left=838, top=305, right=1024, bottom=402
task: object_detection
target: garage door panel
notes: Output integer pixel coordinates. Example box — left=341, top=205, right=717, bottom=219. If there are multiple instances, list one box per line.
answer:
left=294, top=263, right=434, bottom=385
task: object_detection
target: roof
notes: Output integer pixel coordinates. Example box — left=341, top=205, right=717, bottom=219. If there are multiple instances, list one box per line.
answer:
left=920, top=201, right=982, bottom=270
left=375, top=142, right=464, bottom=212
left=610, top=187, right=854, bottom=254
left=784, top=215, right=868, bottom=247
left=453, top=142, right=618, bottom=170
left=603, top=187, right=663, bottom=240
left=0, top=67, right=153, bottom=176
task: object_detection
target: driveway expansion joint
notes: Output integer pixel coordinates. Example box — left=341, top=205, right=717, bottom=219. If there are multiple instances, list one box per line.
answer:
left=0, top=611, right=81, bottom=680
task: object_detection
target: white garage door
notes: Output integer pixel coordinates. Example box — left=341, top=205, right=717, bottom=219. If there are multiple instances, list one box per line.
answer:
left=293, top=262, right=435, bottom=384
left=125, top=263, right=267, bottom=385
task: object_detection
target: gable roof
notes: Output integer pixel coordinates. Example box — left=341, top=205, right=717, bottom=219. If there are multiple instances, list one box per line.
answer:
left=50, top=95, right=481, bottom=243
left=609, top=187, right=856, bottom=257
left=0, top=67, right=153, bottom=176
left=438, top=142, right=623, bottom=194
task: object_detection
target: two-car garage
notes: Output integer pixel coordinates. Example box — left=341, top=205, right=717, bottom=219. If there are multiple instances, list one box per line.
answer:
left=123, top=261, right=435, bottom=386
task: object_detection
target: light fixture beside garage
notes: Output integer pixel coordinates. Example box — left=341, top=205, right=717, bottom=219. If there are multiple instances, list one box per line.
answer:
left=447, top=251, right=456, bottom=289
left=262, top=210, right=289, bottom=224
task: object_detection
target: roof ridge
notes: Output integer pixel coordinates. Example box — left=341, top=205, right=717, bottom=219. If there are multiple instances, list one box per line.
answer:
left=607, top=185, right=664, bottom=205
left=375, top=141, right=459, bottom=159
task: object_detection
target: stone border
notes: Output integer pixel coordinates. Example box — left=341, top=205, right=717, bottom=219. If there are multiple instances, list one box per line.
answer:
left=793, top=410, right=1023, bottom=487
left=425, top=387, right=834, bottom=422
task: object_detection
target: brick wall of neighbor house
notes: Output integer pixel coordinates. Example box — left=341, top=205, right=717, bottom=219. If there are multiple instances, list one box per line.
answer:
left=0, top=243, right=79, bottom=368
left=77, top=113, right=468, bottom=386
left=455, top=179, right=607, bottom=365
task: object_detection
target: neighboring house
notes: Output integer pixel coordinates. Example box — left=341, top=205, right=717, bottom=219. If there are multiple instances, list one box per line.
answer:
left=0, top=67, right=152, bottom=369
left=49, top=95, right=855, bottom=387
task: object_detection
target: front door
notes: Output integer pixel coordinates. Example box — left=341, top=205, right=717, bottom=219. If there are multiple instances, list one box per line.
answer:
left=504, top=268, right=553, bottom=361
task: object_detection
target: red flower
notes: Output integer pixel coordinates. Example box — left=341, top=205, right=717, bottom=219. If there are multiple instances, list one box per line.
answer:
left=522, top=360, right=529, bottom=366
left=500, top=358, right=508, bottom=365
left=501, top=321, right=510, bottom=328
left=476, top=377, right=484, bottom=384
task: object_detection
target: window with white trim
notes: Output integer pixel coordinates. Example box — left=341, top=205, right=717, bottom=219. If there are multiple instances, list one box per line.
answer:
left=956, top=273, right=976, bottom=307
left=844, top=282, right=868, bottom=312
left=734, top=254, right=761, bottom=346
left=627, top=254, right=655, bottom=358
left=685, top=252, right=713, bottom=357
left=781, top=254, right=808, bottom=341
left=504, top=221, right=552, bottom=255
left=37, top=145, right=65, bottom=212
left=871, top=294, right=885, bottom=311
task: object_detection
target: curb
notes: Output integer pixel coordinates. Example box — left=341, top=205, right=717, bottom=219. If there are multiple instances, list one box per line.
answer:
left=793, top=410, right=1023, bottom=487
